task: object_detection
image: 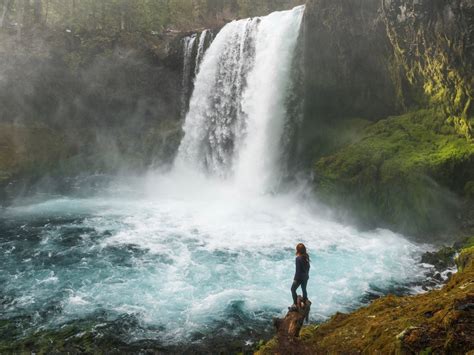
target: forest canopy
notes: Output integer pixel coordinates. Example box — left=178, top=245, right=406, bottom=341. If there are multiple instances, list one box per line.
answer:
left=0, top=0, right=303, bottom=35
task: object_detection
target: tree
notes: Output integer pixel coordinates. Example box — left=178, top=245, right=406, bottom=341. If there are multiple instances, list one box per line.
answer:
left=16, top=0, right=25, bottom=39
left=0, top=0, right=13, bottom=28
left=33, top=0, right=41, bottom=24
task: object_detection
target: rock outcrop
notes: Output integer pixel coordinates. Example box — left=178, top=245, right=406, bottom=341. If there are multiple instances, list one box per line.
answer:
left=257, top=241, right=474, bottom=354
left=0, top=29, right=186, bottom=201
left=274, top=296, right=312, bottom=339
left=383, top=0, right=474, bottom=139
left=303, top=0, right=473, bottom=134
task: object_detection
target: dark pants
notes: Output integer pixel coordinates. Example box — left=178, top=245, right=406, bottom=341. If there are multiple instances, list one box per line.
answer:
left=291, top=278, right=308, bottom=304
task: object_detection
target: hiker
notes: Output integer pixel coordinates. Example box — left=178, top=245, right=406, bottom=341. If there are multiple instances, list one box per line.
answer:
left=290, top=243, right=310, bottom=310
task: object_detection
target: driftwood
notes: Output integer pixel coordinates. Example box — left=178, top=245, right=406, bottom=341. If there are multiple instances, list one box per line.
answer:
left=273, top=295, right=311, bottom=339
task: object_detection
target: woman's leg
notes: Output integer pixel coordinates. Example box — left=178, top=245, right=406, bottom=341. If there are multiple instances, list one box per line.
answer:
left=301, top=278, right=308, bottom=300
left=291, top=279, right=301, bottom=305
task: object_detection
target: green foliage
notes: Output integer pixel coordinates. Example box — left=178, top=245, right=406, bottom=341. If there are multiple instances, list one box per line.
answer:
left=1, top=0, right=303, bottom=36
left=315, top=109, right=474, bottom=235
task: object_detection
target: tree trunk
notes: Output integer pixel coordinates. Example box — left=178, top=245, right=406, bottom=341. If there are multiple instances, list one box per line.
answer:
left=33, top=0, right=40, bottom=24
left=120, top=6, right=125, bottom=31
left=16, top=0, right=24, bottom=40
left=273, top=296, right=311, bottom=339
left=99, top=1, right=105, bottom=30
left=43, top=0, right=48, bottom=25
left=0, top=0, right=12, bottom=28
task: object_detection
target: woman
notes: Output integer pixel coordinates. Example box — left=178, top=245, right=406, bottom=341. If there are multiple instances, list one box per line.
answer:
left=290, top=243, right=310, bottom=310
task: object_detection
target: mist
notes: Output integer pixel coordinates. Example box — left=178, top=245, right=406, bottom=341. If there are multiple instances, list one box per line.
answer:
left=1, top=0, right=472, bottom=353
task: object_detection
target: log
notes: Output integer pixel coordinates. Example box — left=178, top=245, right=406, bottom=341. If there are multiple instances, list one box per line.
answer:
left=273, top=295, right=311, bottom=339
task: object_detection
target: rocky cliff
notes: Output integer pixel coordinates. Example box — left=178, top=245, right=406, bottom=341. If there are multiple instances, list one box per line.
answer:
left=0, top=28, right=186, bottom=202
left=303, top=0, right=474, bottom=237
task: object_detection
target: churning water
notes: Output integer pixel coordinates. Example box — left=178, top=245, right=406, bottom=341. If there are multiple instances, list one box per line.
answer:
left=1, top=5, right=428, bottom=350
left=0, top=172, right=426, bottom=347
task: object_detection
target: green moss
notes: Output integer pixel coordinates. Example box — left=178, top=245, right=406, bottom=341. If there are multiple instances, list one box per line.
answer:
left=315, top=109, right=474, bottom=235
left=386, top=21, right=472, bottom=139
left=464, top=181, right=474, bottom=198
left=455, top=237, right=474, bottom=271
left=299, top=117, right=372, bottom=168
left=421, top=246, right=456, bottom=270
left=0, top=319, right=149, bottom=353
left=255, top=337, right=278, bottom=355
left=461, top=236, right=474, bottom=249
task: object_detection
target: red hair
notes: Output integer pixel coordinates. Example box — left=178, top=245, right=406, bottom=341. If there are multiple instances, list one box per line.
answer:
left=296, top=243, right=310, bottom=264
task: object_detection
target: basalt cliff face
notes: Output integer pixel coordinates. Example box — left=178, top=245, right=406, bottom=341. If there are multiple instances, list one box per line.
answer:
left=303, top=0, right=474, bottom=238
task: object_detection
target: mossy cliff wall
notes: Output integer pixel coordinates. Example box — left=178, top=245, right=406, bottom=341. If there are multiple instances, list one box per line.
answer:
left=302, top=0, right=473, bottom=146
left=303, top=0, right=474, bottom=237
left=383, top=0, right=474, bottom=139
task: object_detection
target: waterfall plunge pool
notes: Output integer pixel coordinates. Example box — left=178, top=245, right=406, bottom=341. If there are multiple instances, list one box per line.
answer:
left=0, top=172, right=429, bottom=351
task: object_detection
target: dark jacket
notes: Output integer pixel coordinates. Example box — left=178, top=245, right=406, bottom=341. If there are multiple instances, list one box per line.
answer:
left=294, top=255, right=310, bottom=281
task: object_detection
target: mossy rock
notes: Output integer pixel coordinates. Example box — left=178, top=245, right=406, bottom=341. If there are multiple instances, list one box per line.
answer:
left=315, top=109, right=474, bottom=236
left=421, top=247, right=456, bottom=270
left=456, top=246, right=474, bottom=272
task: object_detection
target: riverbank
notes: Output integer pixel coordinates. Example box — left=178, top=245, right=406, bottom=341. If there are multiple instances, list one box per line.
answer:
left=257, top=239, right=474, bottom=354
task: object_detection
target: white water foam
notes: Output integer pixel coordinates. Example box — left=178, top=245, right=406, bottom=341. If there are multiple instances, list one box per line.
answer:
left=3, top=171, right=427, bottom=343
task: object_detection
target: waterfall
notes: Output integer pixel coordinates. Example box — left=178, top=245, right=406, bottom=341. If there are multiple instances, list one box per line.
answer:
left=175, top=6, right=304, bottom=194
left=180, top=34, right=197, bottom=119
left=180, top=30, right=215, bottom=119
left=194, top=30, right=213, bottom=76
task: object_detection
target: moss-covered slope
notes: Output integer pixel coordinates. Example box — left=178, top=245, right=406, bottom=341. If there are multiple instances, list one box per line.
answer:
left=301, top=0, right=474, bottom=237
left=257, top=243, right=474, bottom=354
left=314, top=109, right=474, bottom=235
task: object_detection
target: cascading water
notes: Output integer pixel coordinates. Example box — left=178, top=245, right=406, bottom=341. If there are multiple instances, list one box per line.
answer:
left=176, top=7, right=303, bottom=194
left=194, top=29, right=213, bottom=76
left=181, top=34, right=197, bottom=119
left=0, top=5, right=431, bottom=351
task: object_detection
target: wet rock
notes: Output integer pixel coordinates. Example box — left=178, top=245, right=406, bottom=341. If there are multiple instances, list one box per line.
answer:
left=421, top=247, right=456, bottom=271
